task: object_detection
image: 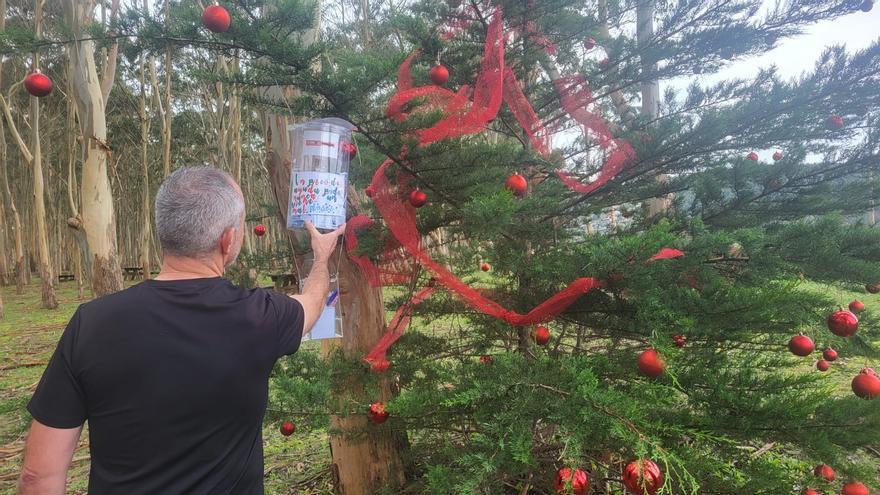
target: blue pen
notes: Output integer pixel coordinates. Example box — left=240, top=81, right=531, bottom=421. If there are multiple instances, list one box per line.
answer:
left=326, top=289, right=339, bottom=307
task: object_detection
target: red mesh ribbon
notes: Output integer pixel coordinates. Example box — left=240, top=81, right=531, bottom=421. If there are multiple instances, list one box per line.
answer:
left=344, top=215, right=413, bottom=287
left=364, top=286, right=437, bottom=364
left=648, top=248, right=685, bottom=262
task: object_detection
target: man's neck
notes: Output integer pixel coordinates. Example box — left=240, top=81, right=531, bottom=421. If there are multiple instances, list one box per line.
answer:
left=154, top=255, right=224, bottom=281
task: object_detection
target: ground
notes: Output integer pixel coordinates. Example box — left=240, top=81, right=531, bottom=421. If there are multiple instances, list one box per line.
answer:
left=0, top=280, right=335, bottom=494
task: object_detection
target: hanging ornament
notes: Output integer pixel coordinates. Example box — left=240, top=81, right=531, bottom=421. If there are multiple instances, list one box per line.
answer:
left=365, top=186, right=375, bottom=198
left=842, top=481, right=870, bottom=495
left=637, top=349, right=665, bottom=378
left=202, top=3, right=231, bottom=33
left=429, top=64, right=449, bottom=86
left=827, top=310, right=858, bottom=337
left=813, top=464, right=835, bottom=481
left=583, top=37, right=596, bottom=50
left=555, top=467, right=590, bottom=495
left=368, top=402, right=390, bottom=423
left=622, top=459, right=663, bottom=495
left=24, top=70, right=53, bottom=97
left=772, top=150, right=783, bottom=161
left=371, top=359, right=390, bottom=373
left=533, top=326, right=551, bottom=345
left=341, top=141, right=358, bottom=160
left=253, top=224, right=266, bottom=237
left=479, top=354, right=493, bottom=364
left=816, top=359, right=830, bottom=372
left=598, top=58, right=610, bottom=68
left=409, top=189, right=427, bottom=208
left=788, top=335, right=814, bottom=356
left=860, top=0, right=874, bottom=12
left=747, top=151, right=759, bottom=161
left=828, top=114, right=844, bottom=129
left=867, top=283, right=880, bottom=294
left=822, top=348, right=838, bottom=361
left=851, top=368, right=880, bottom=399
left=279, top=421, right=295, bottom=436
left=480, top=262, right=490, bottom=272
left=672, top=334, right=686, bottom=348
left=801, top=489, right=819, bottom=495
left=505, top=173, right=528, bottom=197
left=848, top=300, right=865, bottom=313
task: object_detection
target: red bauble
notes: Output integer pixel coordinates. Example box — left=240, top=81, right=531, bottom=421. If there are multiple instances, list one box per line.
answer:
left=822, top=348, right=838, bottom=361
left=747, top=151, right=759, bottom=161
left=599, top=58, right=610, bottom=68
left=816, top=359, right=830, bottom=372
left=533, top=326, right=551, bottom=346
left=861, top=0, right=874, bottom=12
left=371, top=359, right=390, bottom=373
left=622, top=459, right=663, bottom=495
left=409, top=189, right=427, bottom=208
left=827, top=310, right=859, bottom=337
left=505, top=173, right=528, bottom=197
left=672, top=334, right=686, bottom=348
left=368, top=402, right=390, bottom=423
left=848, top=300, right=865, bottom=313
left=479, top=355, right=493, bottom=364
left=555, top=467, right=590, bottom=495
left=788, top=335, right=814, bottom=357
left=867, top=283, right=880, bottom=294
left=480, top=262, right=490, bottom=272
left=280, top=421, right=295, bottom=436
left=851, top=368, right=880, bottom=400
left=637, top=349, right=666, bottom=378
left=365, top=186, right=374, bottom=198
left=828, top=115, right=844, bottom=128
left=429, top=64, right=449, bottom=86
left=842, top=481, right=869, bottom=495
left=813, top=464, right=836, bottom=481
left=253, top=224, right=266, bottom=237
left=24, top=71, right=53, bottom=97
left=772, top=150, right=783, bottom=161
left=202, top=4, right=231, bottom=33
left=801, top=489, right=820, bottom=495
left=341, top=142, right=358, bottom=160
left=583, top=37, right=596, bottom=50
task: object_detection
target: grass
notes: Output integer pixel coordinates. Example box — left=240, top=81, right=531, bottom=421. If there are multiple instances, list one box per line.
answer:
left=0, top=280, right=334, bottom=495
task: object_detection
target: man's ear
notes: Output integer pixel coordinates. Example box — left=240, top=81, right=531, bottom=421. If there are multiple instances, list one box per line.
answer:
left=219, top=227, right=236, bottom=256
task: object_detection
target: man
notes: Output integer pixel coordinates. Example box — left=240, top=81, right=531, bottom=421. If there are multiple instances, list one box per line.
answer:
left=17, top=166, right=344, bottom=494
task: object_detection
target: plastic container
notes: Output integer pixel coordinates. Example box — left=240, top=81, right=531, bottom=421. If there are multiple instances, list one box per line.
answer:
left=286, top=117, right=356, bottom=231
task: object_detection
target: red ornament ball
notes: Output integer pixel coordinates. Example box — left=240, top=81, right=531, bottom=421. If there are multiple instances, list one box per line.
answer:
left=852, top=368, right=880, bottom=400
left=637, top=348, right=666, bottom=378
left=622, top=459, right=663, bottom=495
left=827, top=310, right=858, bottom=337
left=370, top=359, right=390, bottom=373
left=801, top=489, right=820, bottom=495
left=772, top=150, right=783, bottom=161
left=816, top=359, right=830, bottom=372
left=555, top=467, right=590, bottom=495
left=583, top=37, right=596, bottom=50
left=429, top=64, right=449, bottom=86
left=867, top=283, right=880, bottom=294
left=341, top=142, right=358, bottom=160
left=480, top=262, right=490, bottom=272
left=813, top=464, right=835, bottom=482
left=599, top=58, right=610, bottom=68
left=202, top=4, right=231, bottom=33
left=788, top=335, right=814, bottom=357
left=842, top=481, right=870, bottom=495
left=505, top=173, right=528, bottom=197
left=861, top=0, right=874, bottom=12
left=365, top=186, right=374, bottom=198
left=253, top=224, right=266, bottom=237
left=747, top=151, right=759, bottom=161
left=409, top=189, right=427, bottom=208
left=479, top=354, right=493, bottom=364
left=533, top=326, right=551, bottom=346
left=822, top=348, right=838, bottom=362
left=849, top=300, right=865, bottom=313
left=24, top=71, right=53, bottom=97
left=672, top=334, right=686, bottom=348
left=368, top=402, right=389, bottom=423
left=280, top=421, right=295, bottom=436
left=828, top=114, right=844, bottom=129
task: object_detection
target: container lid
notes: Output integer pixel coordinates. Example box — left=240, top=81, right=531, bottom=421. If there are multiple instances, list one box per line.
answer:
left=288, top=117, right=356, bottom=132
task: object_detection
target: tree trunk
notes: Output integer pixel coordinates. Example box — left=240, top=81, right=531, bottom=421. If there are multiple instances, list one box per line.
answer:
left=637, top=0, right=669, bottom=217
left=64, top=0, right=123, bottom=297
left=138, top=49, right=152, bottom=281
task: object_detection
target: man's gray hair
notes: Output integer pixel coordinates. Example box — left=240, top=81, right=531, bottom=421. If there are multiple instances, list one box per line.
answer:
left=155, top=166, right=245, bottom=258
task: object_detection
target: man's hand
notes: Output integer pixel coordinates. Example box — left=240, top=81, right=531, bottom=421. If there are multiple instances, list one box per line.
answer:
left=304, top=221, right=346, bottom=263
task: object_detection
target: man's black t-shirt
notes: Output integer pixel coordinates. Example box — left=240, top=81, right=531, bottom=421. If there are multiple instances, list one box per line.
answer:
left=27, top=277, right=305, bottom=494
